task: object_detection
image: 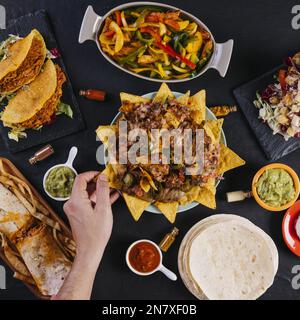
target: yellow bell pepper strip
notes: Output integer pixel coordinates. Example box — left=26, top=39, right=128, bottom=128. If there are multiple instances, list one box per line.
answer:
left=185, top=22, right=198, bottom=35
left=115, top=10, right=122, bottom=26
left=102, top=44, right=115, bottom=56
left=162, top=52, right=170, bottom=66
left=163, top=34, right=171, bottom=43
left=99, top=33, right=115, bottom=46
left=130, top=12, right=140, bottom=18
left=133, top=10, right=149, bottom=27
left=122, top=27, right=137, bottom=32
left=172, top=63, right=189, bottom=73
left=109, top=21, right=124, bottom=53
left=156, top=42, right=196, bottom=70
left=157, top=63, right=169, bottom=79
left=178, top=21, right=190, bottom=30
left=121, top=11, right=128, bottom=27
left=186, top=32, right=203, bottom=54
left=174, top=72, right=191, bottom=79
left=159, top=22, right=167, bottom=36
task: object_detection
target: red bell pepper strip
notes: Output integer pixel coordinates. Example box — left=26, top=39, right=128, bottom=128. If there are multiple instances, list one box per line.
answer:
left=156, top=42, right=197, bottom=70
left=278, top=69, right=287, bottom=92
left=103, top=30, right=115, bottom=38
left=115, top=10, right=122, bottom=26
left=140, top=27, right=196, bottom=69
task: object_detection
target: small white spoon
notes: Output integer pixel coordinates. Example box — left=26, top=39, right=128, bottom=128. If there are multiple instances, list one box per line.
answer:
left=43, top=146, right=78, bottom=202
left=126, top=239, right=177, bottom=281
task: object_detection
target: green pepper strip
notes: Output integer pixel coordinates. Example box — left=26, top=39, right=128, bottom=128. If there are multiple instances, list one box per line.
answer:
left=117, top=45, right=147, bottom=64
left=136, top=31, right=154, bottom=45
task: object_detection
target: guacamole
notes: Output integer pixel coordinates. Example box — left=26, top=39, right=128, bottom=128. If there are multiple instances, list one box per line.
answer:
left=45, top=166, right=76, bottom=198
left=256, top=168, right=295, bottom=207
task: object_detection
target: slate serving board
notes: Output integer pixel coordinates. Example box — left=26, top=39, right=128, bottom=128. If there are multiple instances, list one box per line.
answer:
left=0, top=10, right=85, bottom=153
left=233, top=65, right=300, bottom=160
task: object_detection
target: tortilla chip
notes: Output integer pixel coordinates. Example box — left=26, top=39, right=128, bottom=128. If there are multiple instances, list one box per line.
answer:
left=96, top=125, right=117, bottom=147
left=153, top=83, right=174, bottom=104
left=155, top=201, right=178, bottom=223
left=188, top=90, right=206, bottom=124
left=120, top=92, right=150, bottom=105
left=164, top=111, right=180, bottom=128
left=123, top=193, right=151, bottom=221
left=204, top=119, right=224, bottom=143
left=218, top=144, right=245, bottom=175
left=102, top=164, right=121, bottom=189
left=179, top=186, right=200, bottom=205
left=195, top=186, right=216, bottom=209
left=177, top=90, right=190, bottom=105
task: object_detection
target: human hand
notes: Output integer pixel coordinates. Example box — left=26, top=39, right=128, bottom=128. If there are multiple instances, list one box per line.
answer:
left=63, top=172, right=119, bottom=266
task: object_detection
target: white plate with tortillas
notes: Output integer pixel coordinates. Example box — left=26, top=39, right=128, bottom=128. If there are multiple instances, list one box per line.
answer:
left=178, top=214, right=278, bottom=300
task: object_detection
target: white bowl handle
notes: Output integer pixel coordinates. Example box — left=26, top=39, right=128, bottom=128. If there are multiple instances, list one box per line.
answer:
left=159, top=265, right=177, bottom=281
left=65, top=146, right=78, bottom=168
left=79, top=5, right=102, bottom=43
left=210, top=39, right=234, bottom=77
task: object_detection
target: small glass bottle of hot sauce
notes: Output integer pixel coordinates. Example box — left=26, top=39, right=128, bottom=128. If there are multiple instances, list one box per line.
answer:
left=29, top=145, right=54, bottom=165
left=159, top=227, right=179, bottom=253
left=79, top=89, right=106, bottom=102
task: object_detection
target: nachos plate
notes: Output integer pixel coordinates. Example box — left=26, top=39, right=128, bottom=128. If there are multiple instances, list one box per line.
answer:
left=97, top=84, right=245, bottom=223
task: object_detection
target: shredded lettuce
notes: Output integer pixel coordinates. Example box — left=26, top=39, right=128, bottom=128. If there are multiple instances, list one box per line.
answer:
left=254, top=92, right=290, bottom=141
left=8, top=127, right=27, bottom=142
left=56, top=101, right=73, bottom=118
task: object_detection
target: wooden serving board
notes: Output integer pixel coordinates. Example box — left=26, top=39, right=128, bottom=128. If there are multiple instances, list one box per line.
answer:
left=0, top=157, right=73, bottom=299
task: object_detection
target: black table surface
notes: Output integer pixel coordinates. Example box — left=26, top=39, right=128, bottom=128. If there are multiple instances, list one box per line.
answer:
left=0, top=0, right=299, bottom=300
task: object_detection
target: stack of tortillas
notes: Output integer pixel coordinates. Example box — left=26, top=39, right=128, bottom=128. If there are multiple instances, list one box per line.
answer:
left=178, top=214, right=278, bottom=300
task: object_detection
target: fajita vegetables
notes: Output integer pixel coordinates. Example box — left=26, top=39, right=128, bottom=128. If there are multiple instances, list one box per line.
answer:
left=97, top=84, right=245, bottom=223
left=254, top=52, right=300, bottom=140
left=99, top=6, right=213, bottom=80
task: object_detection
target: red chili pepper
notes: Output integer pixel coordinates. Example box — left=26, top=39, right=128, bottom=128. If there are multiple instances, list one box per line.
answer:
left=156, top=42, right=196, bottom=70
left=278, top=69, right=287, bottom=92
left=140, top=27, right=162, bottom=42
left=115, top=10, right=122, bottom=26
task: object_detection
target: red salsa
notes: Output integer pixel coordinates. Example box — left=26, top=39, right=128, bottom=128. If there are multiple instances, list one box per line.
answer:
left=129, top=241, right=161, bottom=273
